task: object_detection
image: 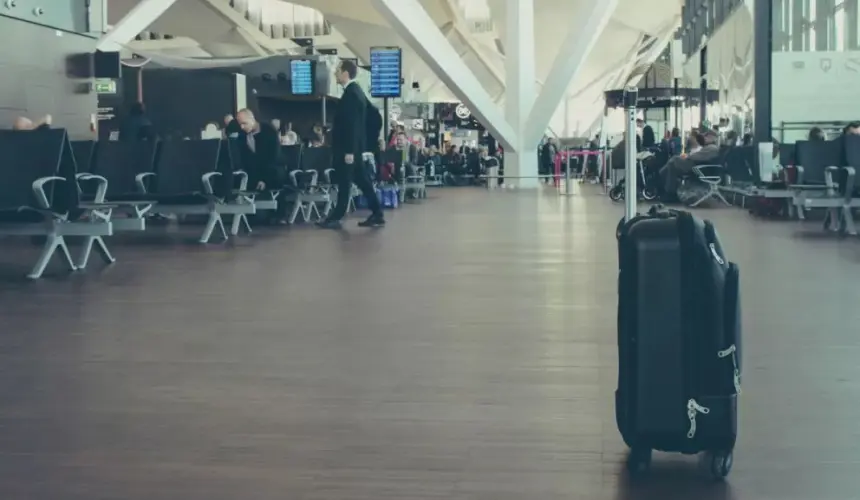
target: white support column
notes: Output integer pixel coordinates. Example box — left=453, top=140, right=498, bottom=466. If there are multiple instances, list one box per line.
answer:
left=371, top=0, right=518, bottom=151
left=524, top=0, right=621, bottom=146
left=503, top=0, right=538, bottom=186
left=97, top=0, right=178, bottom=51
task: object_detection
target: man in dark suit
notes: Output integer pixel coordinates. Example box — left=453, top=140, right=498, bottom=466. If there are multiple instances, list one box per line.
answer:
left=236, top=108, right=287, bottom=223
left=317, top=60, right=384, bottom=229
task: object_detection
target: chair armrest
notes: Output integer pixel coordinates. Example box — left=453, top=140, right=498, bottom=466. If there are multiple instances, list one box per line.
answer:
left=233, top=170, right=249, bottom=191
left=304, top=169, right=319, bottom=186
left=824, top=166, right=840, bottom=191
left=202, top=171, right=222, bottom=195
left=841, top=166, right=856, bottom=203
left=692, top=164, right=724, bottom=182
left=32, top=176, right=66, bottom=210
left=76, top=174, right=109, bottom=203
left=796, top=166, right=806, bottom=184
left=135, top=172, right=156, bottom=194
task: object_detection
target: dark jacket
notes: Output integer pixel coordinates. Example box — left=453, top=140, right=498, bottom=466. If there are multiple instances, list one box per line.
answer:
left=119, top=114, right=155, bottom=141
left=332, top=81, right=367, bottom=158
left=239, top=122, right=282, bottom=188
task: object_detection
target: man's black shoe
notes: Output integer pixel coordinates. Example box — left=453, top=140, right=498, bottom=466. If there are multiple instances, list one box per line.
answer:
left=316, top=220, right=343, bottom=230
left=358, top=215, right=385, bottom=228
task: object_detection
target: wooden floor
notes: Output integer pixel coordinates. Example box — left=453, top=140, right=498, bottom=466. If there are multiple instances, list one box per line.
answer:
left=1, top=186, right=859, bottom=499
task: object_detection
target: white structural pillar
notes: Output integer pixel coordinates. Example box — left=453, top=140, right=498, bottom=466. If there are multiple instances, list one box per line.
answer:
left=525, top=0, right=621, bottom=146
left=97, top=0, right=178, bottom=51
left=371, top=0, right=518, bottom=151
left=504, top=0, right=538, bottom=187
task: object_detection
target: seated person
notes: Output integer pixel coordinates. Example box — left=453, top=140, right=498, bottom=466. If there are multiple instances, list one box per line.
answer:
left=808, top=127, right=825, bottom=141
left=13, top=114, right=51, bottom=131
left=687, top=132, right=703, bottom=154
left=842, top=122, right=860, bottom=136
left=660, top=129, right=721, bottom=199
left=480, top=147, right=500, bottom=175
left=445, top=146, right=465, bottom=176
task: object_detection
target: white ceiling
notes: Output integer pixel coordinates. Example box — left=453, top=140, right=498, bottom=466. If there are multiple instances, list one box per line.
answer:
left=109, top=0, right=682, bottom=136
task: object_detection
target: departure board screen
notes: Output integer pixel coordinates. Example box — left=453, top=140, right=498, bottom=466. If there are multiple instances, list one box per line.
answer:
left=290, top=59, right=315, bottom=95
left=370, top=47, right=402, bottom=98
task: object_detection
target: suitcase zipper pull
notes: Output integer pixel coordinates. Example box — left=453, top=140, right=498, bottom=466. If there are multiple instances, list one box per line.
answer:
left=718, top=345, right=742, bottom=395
left=686, top=399, right=710, bottom=439
left=709, top=243, right=725, bottom=265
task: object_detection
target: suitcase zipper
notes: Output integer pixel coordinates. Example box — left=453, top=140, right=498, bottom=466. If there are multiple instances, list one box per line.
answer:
left=687, top=399, right=710, bottom=439
left=709, top=243, right=725, bottom=265
left=718, top=345, right=742, bottom=395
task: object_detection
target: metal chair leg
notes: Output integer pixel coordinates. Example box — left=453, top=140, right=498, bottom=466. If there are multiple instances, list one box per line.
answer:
left=28, top=235, right=76, bottom=279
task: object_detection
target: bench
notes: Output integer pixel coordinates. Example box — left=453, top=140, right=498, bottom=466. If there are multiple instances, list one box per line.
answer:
left=284, top=146, right=331, bottom=224
left=830, top=135, right=860, bottom=235
left=0, top=129, right=113, bottom=279
left=791, top=139, right=844, bottom=231
left=138, top=139, right=254, bottom=243
left=75, top=140, right=160, bottom=233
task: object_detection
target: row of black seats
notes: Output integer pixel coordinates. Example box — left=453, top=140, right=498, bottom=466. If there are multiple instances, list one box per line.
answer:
left=0, top=130, right=272, bottom=280
left=717, top=135, right=860, bottom=235
left=782, top=135, right=860, bottom=234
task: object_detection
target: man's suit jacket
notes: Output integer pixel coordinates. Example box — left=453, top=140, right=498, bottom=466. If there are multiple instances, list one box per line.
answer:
left=239, top=122, right=282, bottom=187
left=332, top=81, right=367, bottom=158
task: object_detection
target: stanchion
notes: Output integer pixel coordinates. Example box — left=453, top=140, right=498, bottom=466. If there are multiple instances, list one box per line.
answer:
left=624, top=86, right=638, bottom=221
left=560, top=153, right=573, bottom=196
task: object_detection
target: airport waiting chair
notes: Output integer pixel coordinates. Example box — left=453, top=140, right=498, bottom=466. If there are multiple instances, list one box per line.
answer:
left=138, top=139, right=254, bottom=243
left=791, top=139, right=844, bottom=229
left=720, top=146, right=756, bottom=205
left=76, top=140, right=161, bottom=234
left=400, top=163, right=427, bottom=202
left=284, top=146, right=331, bottom=224
left=288, top=169, right=323, bottom=223
left=832, top=135, right=860, bottom=235
left=0, top=129, right=113, bottom=279
left=679, top=148, right=731, bottom=207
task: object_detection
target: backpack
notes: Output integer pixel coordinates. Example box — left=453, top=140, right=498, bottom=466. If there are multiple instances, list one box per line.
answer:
left=366, top=100, right=383, bottom=152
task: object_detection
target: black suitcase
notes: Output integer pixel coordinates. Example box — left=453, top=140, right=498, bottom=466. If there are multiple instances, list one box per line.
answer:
left=616, top=206, right=741, bottom=479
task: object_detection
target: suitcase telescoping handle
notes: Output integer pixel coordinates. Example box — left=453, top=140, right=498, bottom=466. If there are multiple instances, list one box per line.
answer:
left=623, top=86, right=638, bottom=222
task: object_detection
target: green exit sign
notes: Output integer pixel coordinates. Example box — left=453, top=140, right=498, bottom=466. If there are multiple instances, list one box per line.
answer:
left=93, top=79, right=117, bottom=94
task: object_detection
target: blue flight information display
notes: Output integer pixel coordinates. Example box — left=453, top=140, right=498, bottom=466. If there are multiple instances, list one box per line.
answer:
left=291, top=59, right=314, bottom=95
left=370, top=47, right=402, bottom=98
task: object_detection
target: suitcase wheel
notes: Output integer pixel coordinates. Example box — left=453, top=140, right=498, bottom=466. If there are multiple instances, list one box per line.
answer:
left=626, top=447, right=652, bottom=475
left=706, top=450, right=733, bottom=480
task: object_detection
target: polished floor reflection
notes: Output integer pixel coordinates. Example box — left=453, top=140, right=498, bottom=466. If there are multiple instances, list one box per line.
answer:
left=0, top=187, right=858, bottom=499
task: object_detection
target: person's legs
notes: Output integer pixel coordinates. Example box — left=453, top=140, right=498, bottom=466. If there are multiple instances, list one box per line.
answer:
left=353, top=161, right=384, bottom=226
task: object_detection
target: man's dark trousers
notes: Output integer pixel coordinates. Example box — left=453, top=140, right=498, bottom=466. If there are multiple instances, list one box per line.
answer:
left=328, top=158, right=383, bottom=222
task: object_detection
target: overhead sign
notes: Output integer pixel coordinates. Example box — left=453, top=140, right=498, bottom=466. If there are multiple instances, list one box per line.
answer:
left=370, top=46, right=402, bottom=98
left=455, top=104, right=471, bottom=119
left=290, top=59, right=314, bottom=96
